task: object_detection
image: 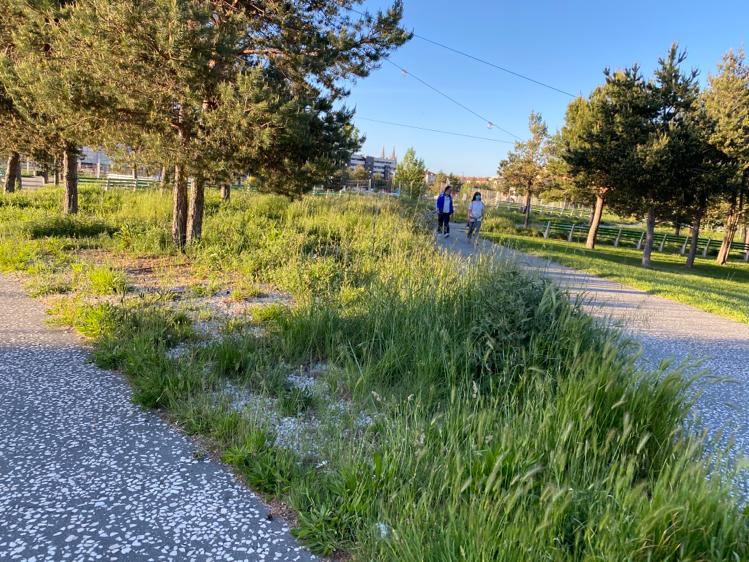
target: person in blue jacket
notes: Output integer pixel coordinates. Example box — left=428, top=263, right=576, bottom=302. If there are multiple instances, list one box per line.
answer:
left=435, top=185, right=454, bottom=237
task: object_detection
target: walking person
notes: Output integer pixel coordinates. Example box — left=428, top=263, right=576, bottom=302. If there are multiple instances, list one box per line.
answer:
left=436, top=185, right=454, bottom=238
left=467, top=191, right=485, bottom=241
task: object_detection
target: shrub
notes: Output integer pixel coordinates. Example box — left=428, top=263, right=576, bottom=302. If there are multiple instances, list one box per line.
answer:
left=88, top=265, right=128, bottom=295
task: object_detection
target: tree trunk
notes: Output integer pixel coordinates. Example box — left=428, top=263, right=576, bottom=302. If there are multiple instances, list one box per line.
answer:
left=744, top=223, right=749, bottom=245
left=716, top=200, right=740, bottom=265
left=172, top=164, right=188, bottom=248
left=674, top=222, right=681, bottom=236
left=685, top=206, right=703, bottom=268
left=40, top=165, right=49, bottom=184
left=585, top=194, right=605, bottom=250
left=641, top=206, right=656, bottom=268
left=4, top=151, right=19, bottom=193
left=14, top=156, right=22, bottom=190
left=131, top=165, right=138, bottom=190
left=220, top=183, right=230, bottom=202
left=187, top=175, right=205, bottom=243
left=62, top=144, right=78, bottom=215
left=522, top=187, right=532, bottom=229
left=53, top=156, right=60, bottom=186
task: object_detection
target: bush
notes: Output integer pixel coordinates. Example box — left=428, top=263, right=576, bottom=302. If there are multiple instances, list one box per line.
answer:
left=87, top=265, right=128, bottom=295
left=27, top=216, right=117, bottom=239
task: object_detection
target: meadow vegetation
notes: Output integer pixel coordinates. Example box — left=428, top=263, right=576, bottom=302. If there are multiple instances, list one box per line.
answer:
left=2, top=186, right=749, bottom=560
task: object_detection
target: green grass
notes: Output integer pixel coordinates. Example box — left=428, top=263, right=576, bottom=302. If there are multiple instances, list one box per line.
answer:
left=2, top=186, right=748, bottom=560
left=485, top=229, right=749, bottom=325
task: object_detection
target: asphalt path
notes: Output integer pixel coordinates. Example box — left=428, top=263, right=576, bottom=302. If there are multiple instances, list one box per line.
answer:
left=0, top=274, right=316, bottom=562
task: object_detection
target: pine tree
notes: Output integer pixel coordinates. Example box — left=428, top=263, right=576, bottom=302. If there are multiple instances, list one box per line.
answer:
left=39, top=0, right=409, bottom=246
left=704, top=49, right=749, bottom=265
left=0, top=0, right=82, bottom=212
left=638, top=44, right=700, bottom=267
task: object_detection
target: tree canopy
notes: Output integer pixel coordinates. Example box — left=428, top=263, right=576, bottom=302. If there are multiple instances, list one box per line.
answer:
left=0, top=0, right=409, bottom=245
left=394, top=147, right=427, bottom=199
left=498, top=112, right=549, bottom=228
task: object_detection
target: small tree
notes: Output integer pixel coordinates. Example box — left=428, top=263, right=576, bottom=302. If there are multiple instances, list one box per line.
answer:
left=637, top=45, right=700, bottom=268
left=394, top=147, right=426, bottom=199
left=561, top=68, right=657, bottom=251
left=678, top=106, right=731, bottom=267
left=498, top=112, right=549, bottom=228
left=447, top=173, right=463, bottom=193
left=431, top=170, right=448, bottom=194
left=1, top=1, right=83, bottom=212
left=352, top=165, right=369, bottom=181
left=704, top=48, right=749, bottom=265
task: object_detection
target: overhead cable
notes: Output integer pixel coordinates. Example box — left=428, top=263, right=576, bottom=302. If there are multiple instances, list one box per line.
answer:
left=356, top=117, right=515, bottom=143
left=412, top=35, right=577, bottom=98
left=383, top=58, right=520, bottom=139
left=344, top=5, right=576, bottom=97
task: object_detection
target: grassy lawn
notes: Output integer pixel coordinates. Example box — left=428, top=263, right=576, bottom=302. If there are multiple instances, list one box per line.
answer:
left=482, top=228, right=749, bottom=325
left=2, top=187, right=748, bottom=560
left=475, top=202, right=749, bottom=324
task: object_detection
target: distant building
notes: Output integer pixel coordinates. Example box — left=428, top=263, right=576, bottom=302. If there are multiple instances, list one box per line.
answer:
left=80, top=147, right=112, bottom=176
left=424, top=171, right=436, bottom=186
left=349, top=154, right=397, bottom=182
left=460, top=176, right=494, bottom=185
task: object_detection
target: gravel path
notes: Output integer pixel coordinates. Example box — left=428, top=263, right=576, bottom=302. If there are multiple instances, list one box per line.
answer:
left=440, top=228, right=749, bottom=496
left=0, top=275, right=315, bottom=562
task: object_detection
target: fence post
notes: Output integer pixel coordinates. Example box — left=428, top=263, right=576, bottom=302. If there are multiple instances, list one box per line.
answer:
left=567, top=223, right=575, bottom=243
left=702, top=239, right=711, bottom=258
left=543, top=221, right=551, bottom=239
left=658, top=233, right=667, bottom=252
left=105, top=177, right=110, bottom=191
left=636, top=232, right=645, bottom=250
left=679, top=236, right=688, bottom=256
left=614, top=228, right=622, bottom=247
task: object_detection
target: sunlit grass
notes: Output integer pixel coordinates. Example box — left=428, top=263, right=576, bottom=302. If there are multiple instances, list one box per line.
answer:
left=485, top=230, right=749, bottom=325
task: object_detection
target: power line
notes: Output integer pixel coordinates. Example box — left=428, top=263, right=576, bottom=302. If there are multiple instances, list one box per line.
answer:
left=412, top=35, right=577, bottom=98
left=383, top=58, right=520, bottom=139
left=344, top=5, right=576, bottom=98
left=356, top=117, right=515, bottom=143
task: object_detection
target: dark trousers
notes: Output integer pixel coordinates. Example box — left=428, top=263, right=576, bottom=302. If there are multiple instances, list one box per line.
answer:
left=437, top=213, right=450, bottom=234
left=467, top=219, right=482, bottom=239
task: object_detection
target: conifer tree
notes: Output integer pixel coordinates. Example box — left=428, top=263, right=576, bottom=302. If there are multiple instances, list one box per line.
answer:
left=0, top=0, right=81, bottom=212
left=43, top=0, right=409, bottom=246
left=704, top=49, right=749, bottom=265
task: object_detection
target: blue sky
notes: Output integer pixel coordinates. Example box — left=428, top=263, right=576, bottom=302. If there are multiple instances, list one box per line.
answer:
left=344, top=0, right=748, bottom=176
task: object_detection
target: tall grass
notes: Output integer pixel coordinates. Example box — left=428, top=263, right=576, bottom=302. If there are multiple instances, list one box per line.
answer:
left=2, top=186, right=748, bottom=560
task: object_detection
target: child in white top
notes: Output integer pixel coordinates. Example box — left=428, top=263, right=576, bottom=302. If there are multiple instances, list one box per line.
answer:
left=467, top=192, right=485, bottom=240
